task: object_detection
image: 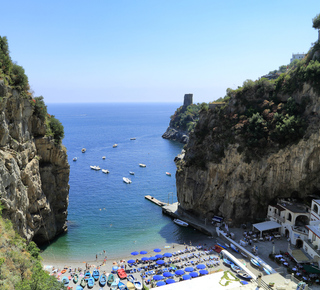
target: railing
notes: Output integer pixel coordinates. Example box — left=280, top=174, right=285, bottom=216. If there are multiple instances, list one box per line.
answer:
left=292, top=226, right=308, bottom=235
left=303, top=236, right=320, bottom=256
left=267, top=214, right=285, bottom=224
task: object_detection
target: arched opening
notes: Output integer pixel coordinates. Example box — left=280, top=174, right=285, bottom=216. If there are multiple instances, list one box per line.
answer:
left=295, top=215, right=309, bottom=227
left=285, top=229, right=290, bottom=238
left=287, top=213, right=292, bottom=222
left=296, top=239, right=303, bottom=248
left=313, top=204, right=319, bottom=215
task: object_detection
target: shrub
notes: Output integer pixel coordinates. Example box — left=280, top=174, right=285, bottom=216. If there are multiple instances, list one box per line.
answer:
left=48, top=115, right=64, bottom=145
left=33, top=96, right=47, bottom=121
left=10, top=63, right=28, bottom=92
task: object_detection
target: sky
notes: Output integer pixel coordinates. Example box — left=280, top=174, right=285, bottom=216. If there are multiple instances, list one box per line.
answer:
left=1, top=0, right=319, bottom=103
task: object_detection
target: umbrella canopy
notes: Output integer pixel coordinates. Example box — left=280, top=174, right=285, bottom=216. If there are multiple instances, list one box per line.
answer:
left=163, top=272, right=173, bottom=278
left=156, top=260, right=165, bottom=265
left=149, top=256, right=157, bottom=261
left=155, top=254, right=163, bottom=259
left=166, top=279, right=175, bottom=284
left=128, top=259, right=135, bottom=264
left=153, top=275, right=164, bottom=281
left=197, top=264, right=206, bottom=269
left=112, top=266, right=118, bottom=271
left=199, top=269, right=209, bottom=275
left=131, top=251, right=139, bottom=256
left=175, top=270, right=185, bottom=276
left=185, top=267, right=194, bottom=272
left=140, top=250, right=148, bottom=255
left=156, top=281, right=166, bottom=286
left=141, top=257, right=149, bottom=261
left=163, top=253, right=172, bottom=258
left=183, top=274, right=191, bottom=280
left=154, top=248, right=161, bottom=253
left=190, top=272, right=199, bottom=278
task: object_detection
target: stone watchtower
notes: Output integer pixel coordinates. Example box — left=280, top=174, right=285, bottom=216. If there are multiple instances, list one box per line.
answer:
left=183, top=94, right=193, bottom=107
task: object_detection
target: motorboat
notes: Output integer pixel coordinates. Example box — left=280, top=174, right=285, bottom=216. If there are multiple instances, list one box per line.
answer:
left=81, top=148, right=86, bottom=153
left=107, top=273, right=115, bottom=285
left=99, top=273, right=107, bottom=286
left=111, top=278, right=120, bottom=290
left=230, top=243, right=239, bottom=253
left=127, top=274, right=135, bottom=283
left=73, top=157, right=77, bottom=161
left=173, top=219, right=188, bottom=227
left=231, top=264, right=241, bottom=273
left=102, top=156, right=106, bottom=159
left=123, top=177, right=132, bottom=184
left=223, top=258, right=234, bottom=267
left=130, top=137, right=136, bottom=140
left=102, top=169, right=110, bottom=174
left=250, top=258, right=261, bottom=268
left=87, top=277, right=94, bottom=288
left=90, top=165, right=101, bottom=171
left=139, top=163, right=146, bottom=167
left=84, top=270, right=91, bottom=281
left=166, top=172, right=171, bottom=176
left=129, top=171, right=135, bottom=175
left=92, top=268, right=100, bottom=280
left=113, top=144, right=118, bottom=148
left=134, top=281, right=143, bottom=290
left=237, top=270, right=252, bottom=281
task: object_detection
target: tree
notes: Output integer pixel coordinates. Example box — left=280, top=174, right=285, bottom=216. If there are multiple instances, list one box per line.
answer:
left=0, top=36, right=13, bottom=76
left=313, top=13, right=320, bottom=30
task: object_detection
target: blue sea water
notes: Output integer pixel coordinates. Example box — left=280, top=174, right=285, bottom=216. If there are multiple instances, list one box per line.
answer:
left=40, top=103, right=207, bottom=263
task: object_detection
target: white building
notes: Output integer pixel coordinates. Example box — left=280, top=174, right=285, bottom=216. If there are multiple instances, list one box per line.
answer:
left=290, top=53, right=306, bottom=63
left=267, top=200, right=309, bottom=247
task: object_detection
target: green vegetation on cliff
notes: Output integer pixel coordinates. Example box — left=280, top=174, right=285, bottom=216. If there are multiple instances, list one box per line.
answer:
left=0, top=36, right=64, bottom=145
left=0, top=204, right=63, bottom=290
left=170, top=103, right=208, bottom=133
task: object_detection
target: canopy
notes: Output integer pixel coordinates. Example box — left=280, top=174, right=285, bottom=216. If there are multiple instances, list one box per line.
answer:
left=199, top=269, right=208, bottom=275
left=196, top=264, right=206, bottom=269
left=149, top=256, right=156, bottom=261
left=131, top=251, right=139, bottom=256
left=140, top=251, right=148, bottom=255
left=185, top=267, right=194, bottom=272
left=166, top=279, right=175, bottom=284
left=183, top=274, right=191, bottom=280
left=163, top=272, right=173, bottom=278
left=303, top=265, right=320, bottom=274
left=175, top=269, right=184, bottom=276
left=190, top=272, right=199, bottom=278
left=127, top=259, right=135, bottom=264
left=153, top=275, right=164, bottom=281
left=154, top=248, right=161, bottom=252
left=252, top=221, right=281, bottom=237
left=163, top=253, right=172, bottom=258
left=157, top=281, right=166, bottom=286
left=156, top=260, right=165, bottom=265
left=155, top=254, right=163, bottom=259
left=141, top=257, right=149, bottom=261
left=212, top=216, right=223, bottom=222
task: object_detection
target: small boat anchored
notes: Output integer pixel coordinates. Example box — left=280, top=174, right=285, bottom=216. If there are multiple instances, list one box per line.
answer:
left=90, top=165, right=101, bottom=171
left=173, top=218, right=188, bottom=227
left=129, top=171, right=135, bottom=175
left=73, top=157, right=77, bottom=161
left=139, top=163, right=146, bottom=167
left=102, top=169, right=110, bottom=174
left=102, top=156, right=106, bottom=159
left=113, top=144, right=118, bottom=148
left=81, top=148, right=86, bottom=153
left=166, top=172, right=171, bottom=176
left=130, top=137, right=136, bottom=140
left=123, top=177, right=132, bottom=184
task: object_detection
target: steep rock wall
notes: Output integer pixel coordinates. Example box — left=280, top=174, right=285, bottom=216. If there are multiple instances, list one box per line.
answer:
left=176, top=84, right=320, bottom=225
left=0, top=81, right=69, bottom=244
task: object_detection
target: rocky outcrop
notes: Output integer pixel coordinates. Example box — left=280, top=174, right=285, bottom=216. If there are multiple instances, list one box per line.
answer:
left=0, top=80, right=69, bottom=244
left=176, top=83, right=320, bottom=226
left=162, top=127, right=189, bottom=144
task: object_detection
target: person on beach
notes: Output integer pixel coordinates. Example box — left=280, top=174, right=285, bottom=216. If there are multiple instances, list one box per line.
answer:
left=96, top=254, right=98, bottom=260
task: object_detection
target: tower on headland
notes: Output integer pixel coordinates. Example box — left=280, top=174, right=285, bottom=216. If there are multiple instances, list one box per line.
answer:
left=183, top=94, right=193, bottom=107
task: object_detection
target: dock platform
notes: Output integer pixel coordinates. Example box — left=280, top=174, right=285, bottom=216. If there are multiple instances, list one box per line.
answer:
left=144, top=195, right=167, bottom=207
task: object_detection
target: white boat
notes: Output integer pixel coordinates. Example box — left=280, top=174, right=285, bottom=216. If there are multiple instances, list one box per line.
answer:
left=166, top=172, right=171, bottom=176
left=113, top=144, right=118, bottom=148
left=173, top=219, right=188, bottom=227
left=134, top=281, right=142, bottom=290
left=73, top=157, right=77, bottom=161
left=90, top=165, right=101, bottom=171
left=102, top=156, right=106, bottom=159
left=102, top=169, right=109, bottom=174
left=81, top=148, right=86, bottom=153
left=139, top=164, right=146, bottom=167
left=130, top=137, right=136, bottom=140
left=129, top=171, right=135, bottom=175
left=123, top=177, right=132, bottom=184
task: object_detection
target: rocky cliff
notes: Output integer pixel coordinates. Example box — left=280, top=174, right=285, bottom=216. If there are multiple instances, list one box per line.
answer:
left=162, top=126, right=189, bottom=144
left=176, top=47, right=320, bottom=226
left=0, top=80, right=69, bottom=244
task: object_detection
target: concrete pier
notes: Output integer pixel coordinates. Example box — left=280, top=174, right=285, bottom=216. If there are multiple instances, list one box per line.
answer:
left=144, top=195, right=167, bottom=207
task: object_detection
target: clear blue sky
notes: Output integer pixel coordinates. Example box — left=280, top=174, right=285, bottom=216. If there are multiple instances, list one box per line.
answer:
left=1, top=0, right=319, bottom=103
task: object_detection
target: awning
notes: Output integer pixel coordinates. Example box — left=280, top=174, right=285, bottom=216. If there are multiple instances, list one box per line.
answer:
left=212, top=216, right=223, bottom=222
left=252, top=221, right=281, bottom=236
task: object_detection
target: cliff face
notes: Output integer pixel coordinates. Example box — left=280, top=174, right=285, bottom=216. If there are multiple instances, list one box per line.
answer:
left=162, top=126, right=189, bottom=144
left=176, top=83, right=320, bottom=225
left=0, top=80, right=69, bottom=244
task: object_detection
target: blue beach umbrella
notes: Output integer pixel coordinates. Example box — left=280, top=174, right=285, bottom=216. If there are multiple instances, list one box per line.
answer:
left=112, top=266, right=118, bottom=272
left=199, top=269, right=209, bottom=275
left=140, top=250, right=148, bottom=255
left=163, top=252, right=172, bottom=258
left=141, top=257, right=149, bottom=261
left=153, top=275, right=164, bottom=281
left=163, top=272, right=173, bottom=278
left=185, top=266, right=194, bottom=272
left=183, top=274, right=191, bottom=280
left=128, top=259, right=135, bottom=264
left=156, top=260, right=165, bottom=265
left=149, top=256, right=157, bottom=261
left=156, top=281, right=166, bottom=287
left=166, top=279, right=175, bottom=284
left=190, top=272, right=199, bottom=278
left=175, top=269, right=185, bottom=276
left=155, top=254, right=163, bottom=259
left=197, top=264, right=206, bottom=269
left=131, top=251, right=139, bottom=256
left=154, top=248, right=161, bottom=253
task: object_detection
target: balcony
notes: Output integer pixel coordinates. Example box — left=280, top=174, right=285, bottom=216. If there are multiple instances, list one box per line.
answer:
left=303, top=236, right=320, bottom=256
left=267, top=213, right=285, bottom=224
left=292, top=225, right=308, bottom=235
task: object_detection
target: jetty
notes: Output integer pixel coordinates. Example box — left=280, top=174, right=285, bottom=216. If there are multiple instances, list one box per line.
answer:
left=144, top=195, right=167, bottom=207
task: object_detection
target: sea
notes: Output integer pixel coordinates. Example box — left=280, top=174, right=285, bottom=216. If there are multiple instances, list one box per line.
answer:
left=40, top=103, right=208, bottom=263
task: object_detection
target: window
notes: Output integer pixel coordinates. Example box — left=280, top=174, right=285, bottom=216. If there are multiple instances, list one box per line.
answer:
left=313, top=204, right=318, bottom=215
left=287, top=213, right=292, bottom=222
